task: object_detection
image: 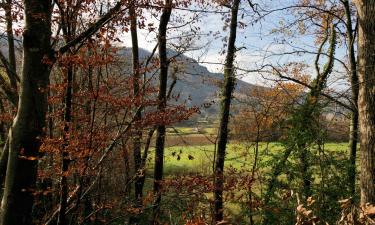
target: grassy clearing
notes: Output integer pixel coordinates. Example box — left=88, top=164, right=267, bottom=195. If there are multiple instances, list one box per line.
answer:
left=157, top=142, right=349, bottom=175
left=142, top=140, right=351, bottom=223
left=145, top=141, right=350, bottom=178
left=166, top=127, right=217, bottom=136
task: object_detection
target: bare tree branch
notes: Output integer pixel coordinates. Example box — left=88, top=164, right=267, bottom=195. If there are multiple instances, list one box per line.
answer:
left=57, top=1, right=125, bottom=55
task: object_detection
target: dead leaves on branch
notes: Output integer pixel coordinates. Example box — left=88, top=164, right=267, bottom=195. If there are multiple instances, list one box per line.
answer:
left=295, top=196, right=324, bottom=225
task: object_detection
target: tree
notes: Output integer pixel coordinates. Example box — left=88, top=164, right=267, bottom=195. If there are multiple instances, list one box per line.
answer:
left=341, top=0, right=359, bottom=197
left=232, top=83, right=304, bottom=143
left=262, top=23, right=337, bottom=224
left=0, top=1, right=53, bottom=224
left=213, top=0, right=240, bottom=223
left=258, top=1, right=360, bottom=196
left=0, top=1, right=126, bottom=224
left=0, top=0, right=19, bottom=190
left=1, top=0, right=53, bottom=225
left=55, top=1, right=80, bottom=223
left=129, top=0, right=143, bottom=207
left=152, top=0, right=172, bottom=223
left=353, top=0, right=375, bottom=206
left=3, top=0, right=17, bottom=84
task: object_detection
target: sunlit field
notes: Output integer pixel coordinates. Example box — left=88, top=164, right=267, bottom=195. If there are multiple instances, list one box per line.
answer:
left=140, top=130, right=354, bottom=224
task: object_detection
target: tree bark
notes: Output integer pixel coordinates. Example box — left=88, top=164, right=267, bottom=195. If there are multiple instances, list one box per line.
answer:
left=57, top=5, right=78, bottom=223
left=342, top=0, right=359, bottom=196
left=0, top=139, right=9, bottom=187
left=129, top=0, right=144, bottom=205
left=348, top=112, right=359, bottom=194
left=5, top=0, right=17, bottom=90
left=0, top=1, right=53, bottom=224
left=152, top=0, right=172, bottom=223
left=213, top=0, right=240, bottom=223
left=354, top=0, right=375, bottom=205
left=57, top=66, right=74, bottom=225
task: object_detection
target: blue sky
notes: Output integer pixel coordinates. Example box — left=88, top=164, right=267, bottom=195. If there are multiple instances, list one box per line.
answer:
left=120, top=0, right=350, bottom=90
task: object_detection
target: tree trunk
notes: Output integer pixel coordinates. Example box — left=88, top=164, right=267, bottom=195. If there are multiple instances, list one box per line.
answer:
left=57, top=7, right=78, bottom=222
left=129, top=0, right=143, bottom=205
left=299, top=146, right=312, bottom=199
left=0, top=139, right=9, bottom=188
left=152, top=0, right=172, bottom=223
left=342, top=0, right=359, bottom=196
left=131, top=3, right=143, bottom=217
left=354, top=0, right=375, bottom=205
left=0, top=99, right=7, bottom=144
left=139, top=128, right=154, bottom=194
left=348, top=112, right=359, bottom=194
left=0, top=1, right=52, bottom=224
left=5, top=0, right=17, bottom=89
left=0, top=0, right=17, bottom=192
left=213, top=0, right=240, bottom=223
left=296, top=24, right=336, bottom=202
left=57, top=66, right=74, bottom=225
left=262, top=147, right=293, bottom=225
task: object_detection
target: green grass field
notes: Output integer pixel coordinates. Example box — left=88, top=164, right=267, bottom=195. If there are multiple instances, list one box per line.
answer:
left=158, top=142, right=349, bottom=175
left=142, top=139, right=352, bottom=223
left=166, top=127, right=217, bottom=136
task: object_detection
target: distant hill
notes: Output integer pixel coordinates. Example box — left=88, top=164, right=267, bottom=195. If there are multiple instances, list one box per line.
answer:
left=116, top=47, right=257, bottom=119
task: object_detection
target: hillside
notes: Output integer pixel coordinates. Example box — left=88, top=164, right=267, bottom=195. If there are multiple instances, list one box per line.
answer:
left=117, top=47, right=257, bottom=119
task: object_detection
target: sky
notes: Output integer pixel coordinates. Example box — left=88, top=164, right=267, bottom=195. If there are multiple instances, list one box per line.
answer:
left=119, top=1, right=294, bottom=84
left=119, top=0, right=350, bottom=92
left=0, top=0, right=350, bottom=90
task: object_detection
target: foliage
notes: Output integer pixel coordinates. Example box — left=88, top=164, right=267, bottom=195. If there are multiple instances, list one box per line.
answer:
left=0, top=0, right=370, bottom=224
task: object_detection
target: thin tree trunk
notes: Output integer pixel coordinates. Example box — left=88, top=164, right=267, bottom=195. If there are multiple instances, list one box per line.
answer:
left=0, top=99, right=7, bottom=144
left=5, top=0, right=17, bottom=89
left=249, top=130, right=260, bottom=225
left=296, top=24, right=336, bottom=201
left=57, top=7, right=78, bottom=222
left=348, top=113, right=359, bottom=194
left=0, top=0, right=17, bottom=192
left=213, top=0, right=240, bottom=223
left=129, top=0, right=143, bottom=205
left=299, top=146, right=312, bottom=199
left=152, top=0, right=172, bottom=223
left=57, top=66, right=74, bottom=225
left=139, top=128, right=155, bottom=194
left=0, top=139, right=9, bottom=187
left=354, top=0, right=375, bottom=206
left=342, top=0, right=359, bottom=196
left=0, top=1, right=53, bottom=224
left=138, top=75, right=176, bottom=213
left=133, top=42, right=161, bottom=205
left=262, top=147, right=293, bottom=225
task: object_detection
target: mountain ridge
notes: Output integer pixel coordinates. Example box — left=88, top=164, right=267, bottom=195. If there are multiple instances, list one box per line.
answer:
left=117, top=47, right=257, bottom=118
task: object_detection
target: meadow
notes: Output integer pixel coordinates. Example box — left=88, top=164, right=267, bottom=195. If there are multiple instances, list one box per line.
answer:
left=161, top=127, right=350, bottom=175
left=139, top=127, right=353, bottom=224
